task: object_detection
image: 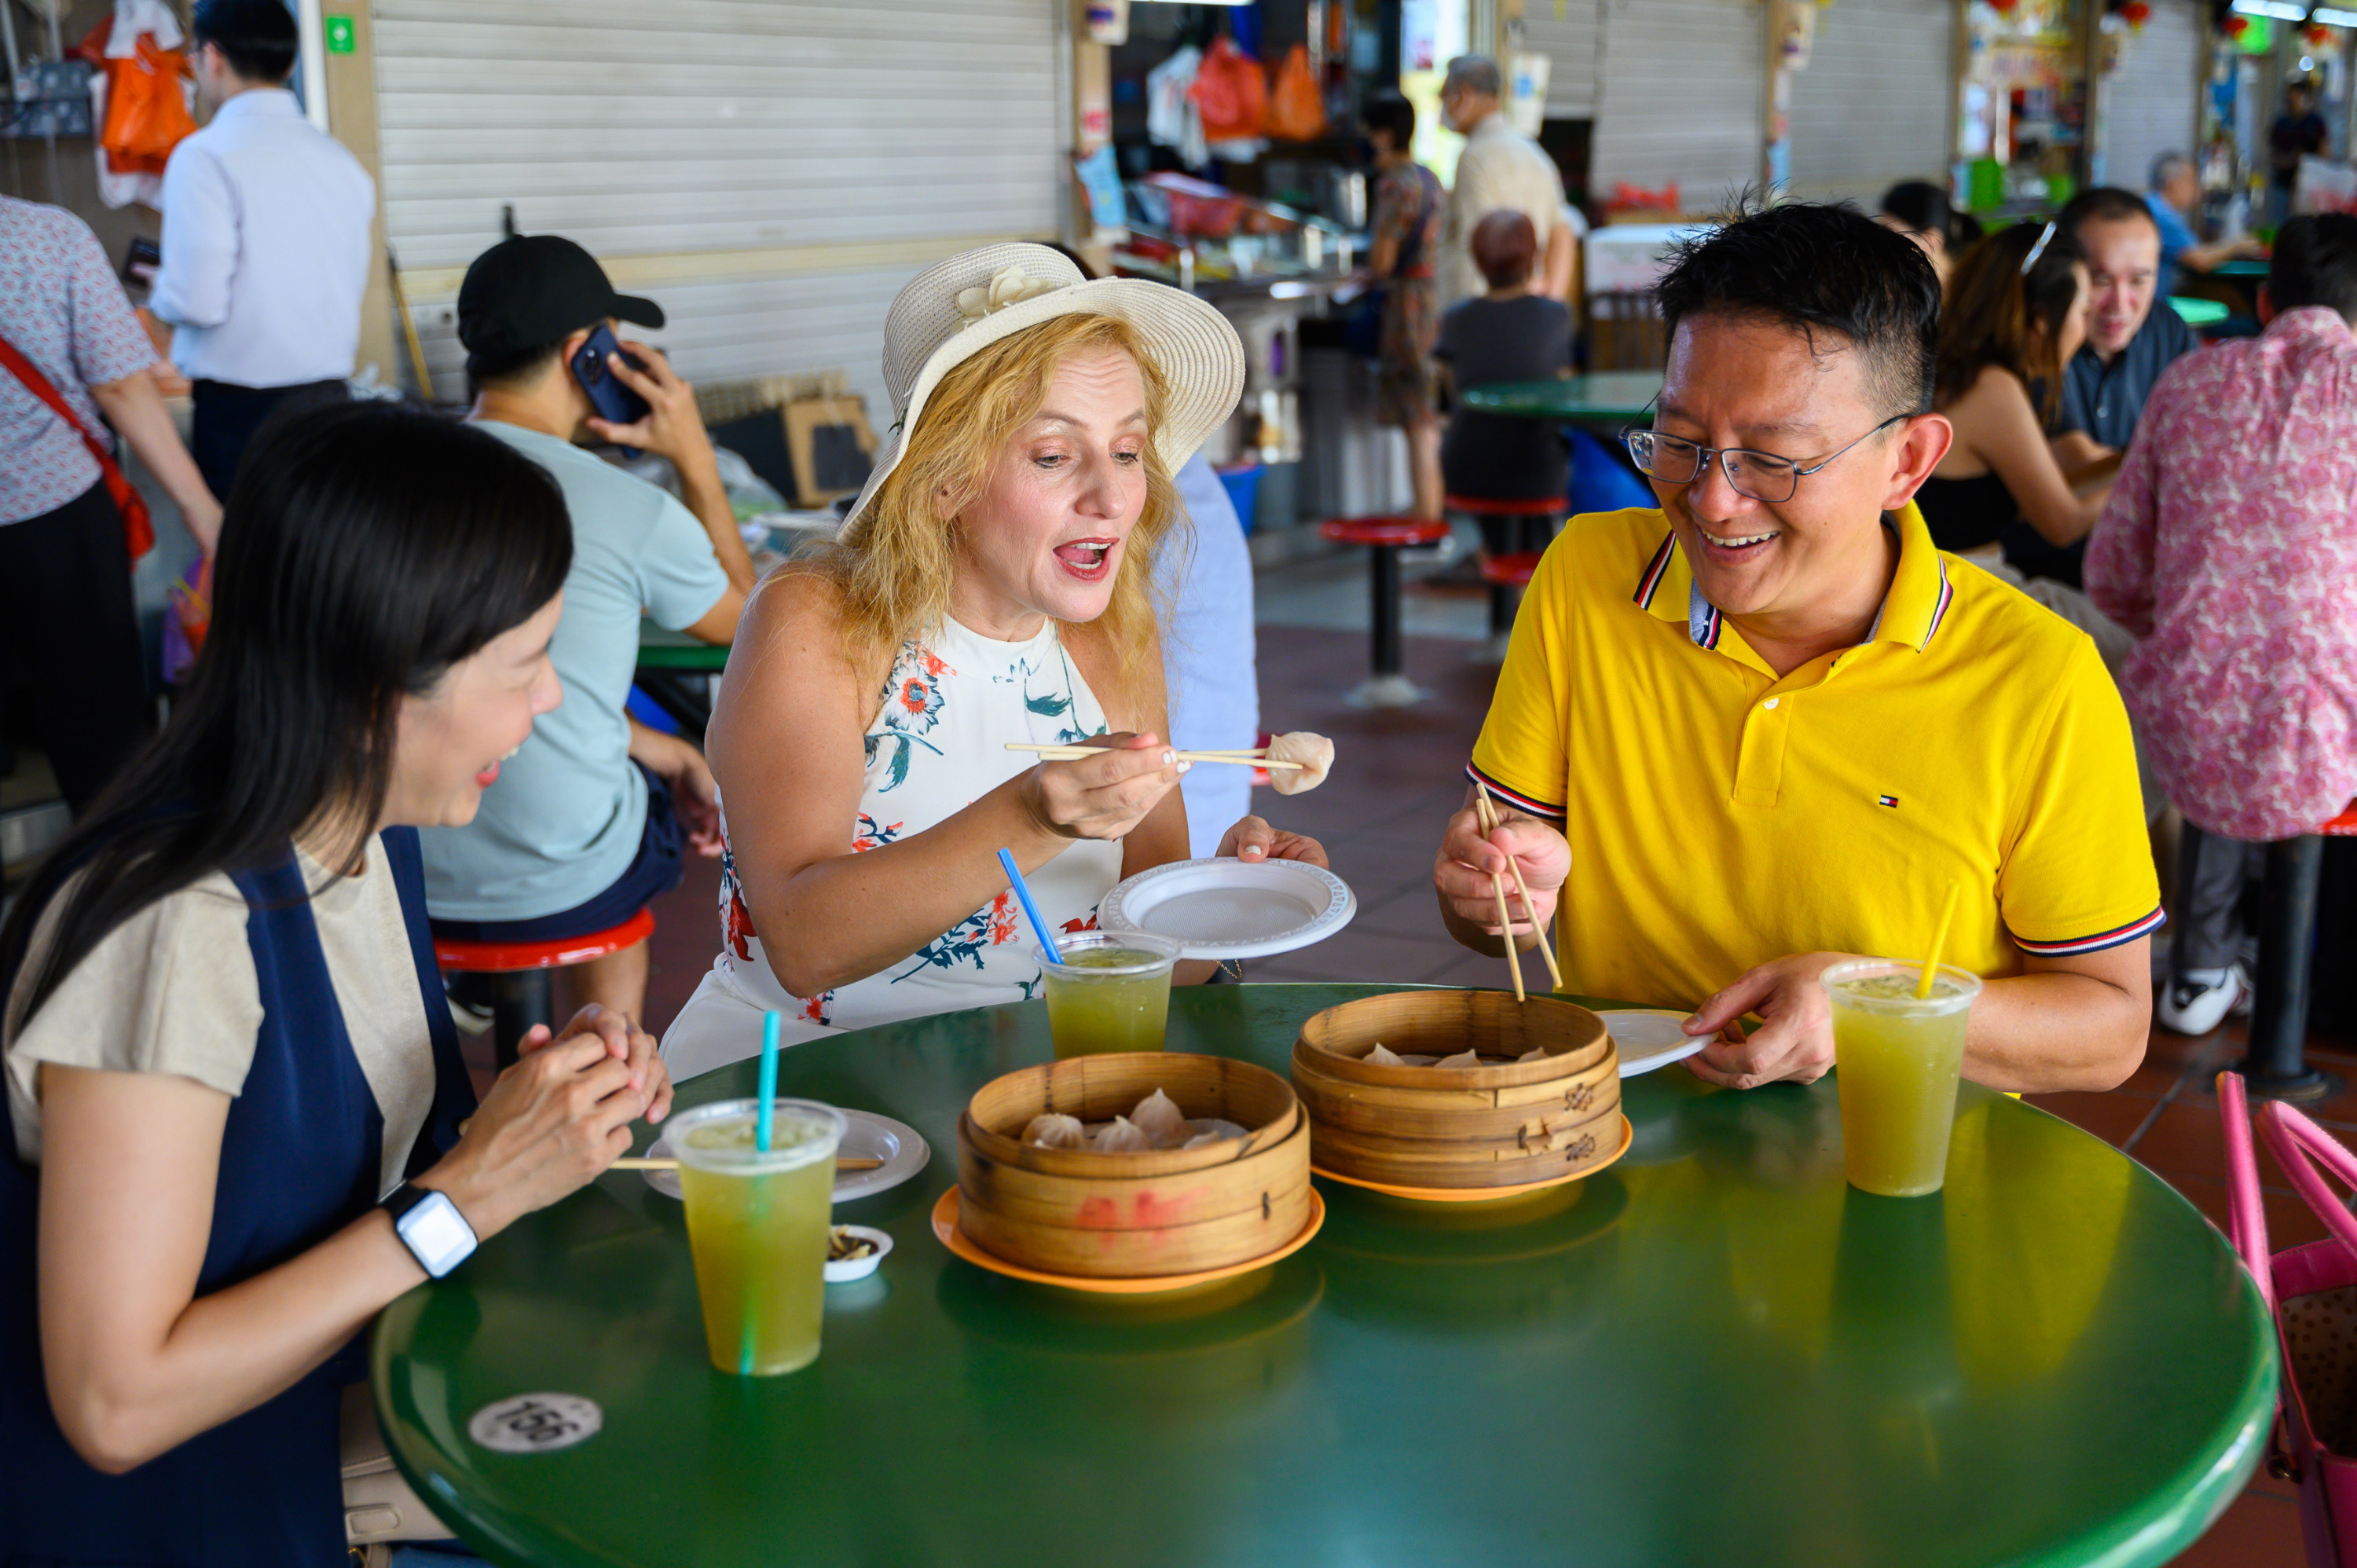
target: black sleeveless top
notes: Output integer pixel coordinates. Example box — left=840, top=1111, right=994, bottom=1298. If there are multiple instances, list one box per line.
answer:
left=1913, top=469, right=2018, bottom=554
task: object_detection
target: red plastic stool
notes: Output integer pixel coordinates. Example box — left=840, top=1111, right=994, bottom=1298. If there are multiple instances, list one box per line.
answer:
left=434, top=907, right=656, bottom=1068
left=1448, top=494, right=1566, bottom=650
left=1321, top=515, right=1450, bottom=707
left=2242, top=799, right=2357, bottom=1100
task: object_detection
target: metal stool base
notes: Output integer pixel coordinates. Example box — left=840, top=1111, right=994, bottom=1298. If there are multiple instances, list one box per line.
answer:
left=1344, top=674, right=1430, bottom=709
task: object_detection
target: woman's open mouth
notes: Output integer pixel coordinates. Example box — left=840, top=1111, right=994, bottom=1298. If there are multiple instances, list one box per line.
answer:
left=1053, top=538, right=1119, bottom=583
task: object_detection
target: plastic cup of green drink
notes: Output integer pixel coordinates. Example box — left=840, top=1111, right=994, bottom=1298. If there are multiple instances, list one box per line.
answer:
left=1038, top=932, right=1182, bottom=1058
left=1822, top=961, right=1983, bottom=1198
left=669, top=1097, right=845, bottom=1376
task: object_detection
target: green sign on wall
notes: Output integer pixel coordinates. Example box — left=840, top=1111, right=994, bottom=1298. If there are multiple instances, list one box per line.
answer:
left=324, top=14, right=355, bottom=53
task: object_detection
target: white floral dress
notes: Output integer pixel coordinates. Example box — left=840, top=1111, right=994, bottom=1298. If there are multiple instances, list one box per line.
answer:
left=659, top=615, right=1124, bottom=1081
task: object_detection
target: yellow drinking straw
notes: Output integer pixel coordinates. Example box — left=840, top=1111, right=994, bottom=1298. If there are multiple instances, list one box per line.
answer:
left=1915, top=883, right=1962, bottom=999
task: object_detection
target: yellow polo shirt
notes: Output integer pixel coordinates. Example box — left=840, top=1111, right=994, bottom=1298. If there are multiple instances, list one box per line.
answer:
left=1468, top=504, right=2162, bottom=1010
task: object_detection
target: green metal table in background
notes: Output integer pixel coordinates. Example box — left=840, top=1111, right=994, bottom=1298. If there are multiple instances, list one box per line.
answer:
left=374, top=985, right=2274, bottom=1567
left=2212, top=258, right=2271, bottom=277
left=2168, top=295, right=2231, bottom=328
left=634, top=621, right=728, bottom=738
left=1460, top=371, right=1662, bottom=426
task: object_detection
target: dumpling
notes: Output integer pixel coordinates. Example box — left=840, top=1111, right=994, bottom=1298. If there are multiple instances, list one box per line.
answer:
left=1130, top=1089, right=1191, bottom=1149
left=1436, top=1047, right=1484, bottom=1069
left=1093, top=1116, right=1153, bottom=1153
left=1023, top=1112, right=1087, bottom=1150
left=1266, top=731, right=1335, bottom=795
left=1365, top=1042, right=1405, bottom=1066
left=1182, top=1129, right=1236, bottom=1150
left=1517, top=1046, right=1551, bottom=1063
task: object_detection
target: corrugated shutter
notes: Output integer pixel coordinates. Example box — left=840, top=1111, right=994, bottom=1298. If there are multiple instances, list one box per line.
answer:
left=1785, top=0, right=1954, bottom=204
left=2100, top=0, right=2200, bottom=193
left=1521, top=0, right=1603, bottom=119
left=368, top=0, right=1062, bottom=408
left=1589, top=0, right=1766, bottom=205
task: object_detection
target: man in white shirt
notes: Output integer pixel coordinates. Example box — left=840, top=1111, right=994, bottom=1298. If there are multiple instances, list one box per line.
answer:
left=1435, top=56, right=1583, bottom=312
left=148, top=0, right=374, bottom=500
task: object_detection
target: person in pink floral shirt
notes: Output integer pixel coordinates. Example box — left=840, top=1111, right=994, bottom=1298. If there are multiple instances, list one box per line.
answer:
left=2086, top=213, right=2357, bottom=1034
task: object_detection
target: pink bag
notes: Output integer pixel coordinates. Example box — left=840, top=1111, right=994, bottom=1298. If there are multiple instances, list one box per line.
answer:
left=2221, top=1070, right=2357, bottom=1566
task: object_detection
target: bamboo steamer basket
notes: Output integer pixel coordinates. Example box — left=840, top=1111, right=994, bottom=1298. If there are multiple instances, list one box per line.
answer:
left=957, top=1053, right=1310, bottom=1278
left=1293, top=991, right=1622, bottom=1189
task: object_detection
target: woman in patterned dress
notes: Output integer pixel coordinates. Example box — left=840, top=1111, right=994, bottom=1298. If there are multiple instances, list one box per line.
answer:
left=1364, top=90, right=1446, bottom=519
left=659, top=245, right=1329, bottom=1079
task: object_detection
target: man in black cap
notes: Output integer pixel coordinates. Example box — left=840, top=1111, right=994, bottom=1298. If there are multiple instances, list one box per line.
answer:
left=420, top=233, right=754, bottom=1028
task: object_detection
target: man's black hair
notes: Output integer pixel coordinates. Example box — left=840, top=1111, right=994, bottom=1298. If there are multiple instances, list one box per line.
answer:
left=191, top=0, right=300, bottom=84
left=1360, top=90, right=1415, bottom=152
left=2270, top=213, right=2357, bottom=322
left=1652, top=197, right=1939, bottom=418
left=465, top=338, right=571, bottom=397
left=2058, top=185, right=2159, bottom=238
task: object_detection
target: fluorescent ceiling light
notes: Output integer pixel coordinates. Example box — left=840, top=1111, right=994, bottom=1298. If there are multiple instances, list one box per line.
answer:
left=2314, top=5, right=2357, bottom=22
left=2232, top=0, right=2308, bottom=19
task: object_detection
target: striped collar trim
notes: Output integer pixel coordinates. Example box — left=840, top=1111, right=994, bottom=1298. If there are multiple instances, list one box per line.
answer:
left=1633, top=504, right=1954, bottom=653
left=2012, top=907, right=2167, bottom=957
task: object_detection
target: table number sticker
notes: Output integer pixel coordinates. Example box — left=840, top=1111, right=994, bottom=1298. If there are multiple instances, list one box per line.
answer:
left=468, top=1394, right=603, bottom=1454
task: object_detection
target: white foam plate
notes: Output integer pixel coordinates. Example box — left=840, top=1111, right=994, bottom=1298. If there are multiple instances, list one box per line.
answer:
left=638, top=1109, right=929, bottom=1203
left=1097, top=857, right=1356, bottom=960
left=1603, top=1009, right=1713, bottom=1077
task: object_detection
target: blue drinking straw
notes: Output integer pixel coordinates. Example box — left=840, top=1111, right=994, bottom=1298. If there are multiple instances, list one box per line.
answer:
left=755, top=1010, right=780, bottom=1152
left=997, top=848, right=1064, bottom=964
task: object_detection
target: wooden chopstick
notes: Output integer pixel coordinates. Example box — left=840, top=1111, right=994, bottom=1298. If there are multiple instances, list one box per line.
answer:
left=1474, top=779, right=1564, bottom=991
left=1003, top=743, right=1302, bottom=769
left=1468, top=792, right=1527, bottom=1004
left=610, top=1156, right=886, bottom=1172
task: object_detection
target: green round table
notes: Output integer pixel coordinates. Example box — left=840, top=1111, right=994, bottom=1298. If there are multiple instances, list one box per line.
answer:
left=1460, top=372, right=1662, bottom=425
left=373, top=986, right=2275, bottom=1567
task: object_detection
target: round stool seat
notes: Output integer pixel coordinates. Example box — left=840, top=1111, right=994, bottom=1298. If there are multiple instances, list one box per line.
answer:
left=1445, top=494, right=1567, bottom=518
left=1479, top=551, right=1543, bottom=588
left=434, top=907, right=656, bottom=975
left=2325, top=801, right=2357, bottom=837
left=1321, top=516, right=1450, bottom=548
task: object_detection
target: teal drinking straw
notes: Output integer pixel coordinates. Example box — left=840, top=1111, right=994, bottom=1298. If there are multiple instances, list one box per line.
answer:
left=998, top=848, right=1063, bottom=964
left=755, top=1010, right=779, bottom=1152
left=743, top=1009, right=782, bottom=1375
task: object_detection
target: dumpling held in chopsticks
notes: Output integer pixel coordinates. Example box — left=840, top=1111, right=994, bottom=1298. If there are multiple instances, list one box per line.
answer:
left=1266, top=731, right=1335, bottom=796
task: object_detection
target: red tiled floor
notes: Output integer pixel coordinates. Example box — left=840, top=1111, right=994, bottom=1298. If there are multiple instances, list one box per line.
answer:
left=2022, top=1089, right=2165, bottom=1149
left=2167, top=1489, right=2305, bottom=1566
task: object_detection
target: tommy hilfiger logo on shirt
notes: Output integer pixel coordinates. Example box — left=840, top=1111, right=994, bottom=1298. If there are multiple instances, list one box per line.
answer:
left=1877, top=795, right=1900, bottom=809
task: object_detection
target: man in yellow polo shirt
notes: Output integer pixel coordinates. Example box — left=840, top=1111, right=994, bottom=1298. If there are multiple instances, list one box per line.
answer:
left=1435, top=202, right=2158, bottom=1094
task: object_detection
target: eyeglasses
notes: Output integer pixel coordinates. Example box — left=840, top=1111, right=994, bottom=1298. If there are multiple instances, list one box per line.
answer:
left=1620, top=401, right=1911, bottom=504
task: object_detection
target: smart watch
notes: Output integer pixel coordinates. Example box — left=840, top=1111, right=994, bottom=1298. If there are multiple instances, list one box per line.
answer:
left=381, top=1182, right=479, bottom=1278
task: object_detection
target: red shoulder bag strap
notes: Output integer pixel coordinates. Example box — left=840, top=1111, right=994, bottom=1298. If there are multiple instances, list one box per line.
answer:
left=0, top=332, right=154, bottom=562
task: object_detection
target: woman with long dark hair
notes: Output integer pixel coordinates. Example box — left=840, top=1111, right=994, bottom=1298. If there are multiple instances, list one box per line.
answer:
left=0, top=401, right=674, bottom=1565
left=1917, top=220, right=2113, bottom=561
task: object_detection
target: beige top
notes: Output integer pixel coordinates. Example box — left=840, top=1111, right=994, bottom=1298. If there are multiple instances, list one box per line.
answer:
left=1439, top=112, right=1578, bottom=310
left=4, top=835, right=435, bottom=1197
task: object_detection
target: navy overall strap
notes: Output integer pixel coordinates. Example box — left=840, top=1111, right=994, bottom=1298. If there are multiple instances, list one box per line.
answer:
left=380, top=826, right=478, bottom=1173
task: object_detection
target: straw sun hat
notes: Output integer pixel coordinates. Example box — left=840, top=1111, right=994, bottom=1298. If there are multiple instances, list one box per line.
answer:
left=838, top=243, right=1246, bottom=536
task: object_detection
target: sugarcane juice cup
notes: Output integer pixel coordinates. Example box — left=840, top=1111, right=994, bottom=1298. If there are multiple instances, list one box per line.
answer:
left=1038, top=932, right=1182, bottom=1059
left=1823, top=961, right=1983, bottom=1198
left=669, top=1097, right=845, bottom=1376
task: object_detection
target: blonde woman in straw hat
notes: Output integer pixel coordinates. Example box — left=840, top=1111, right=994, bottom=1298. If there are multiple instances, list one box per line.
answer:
left=660, top=244, right=1329, bottom=1079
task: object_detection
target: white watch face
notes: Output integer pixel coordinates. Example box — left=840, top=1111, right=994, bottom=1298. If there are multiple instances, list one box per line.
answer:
left=398, top=1191, right=477, bottom=1277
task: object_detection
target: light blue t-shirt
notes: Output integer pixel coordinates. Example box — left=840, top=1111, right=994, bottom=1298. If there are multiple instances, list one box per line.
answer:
left=1159, top=452, right=1259, bottom=856
left=2146, top=192, right=2200, bottom=301
left=420, top=422, right=731, bottom=921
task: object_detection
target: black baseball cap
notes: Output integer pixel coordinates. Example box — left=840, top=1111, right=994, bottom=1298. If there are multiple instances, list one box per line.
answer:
left=456, top=235, right=664, bottom=365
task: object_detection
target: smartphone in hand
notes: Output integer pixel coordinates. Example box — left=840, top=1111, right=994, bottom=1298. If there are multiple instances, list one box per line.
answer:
left=570, top=324, right=650, bottom=456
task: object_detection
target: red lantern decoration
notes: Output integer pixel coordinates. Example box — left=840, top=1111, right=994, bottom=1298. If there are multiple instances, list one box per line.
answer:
left=2306, top=21, right=2333, bottom=46
left=2224, top=13, right=2249, bottom=36
left=2120, top=0, right=2150, bottom=24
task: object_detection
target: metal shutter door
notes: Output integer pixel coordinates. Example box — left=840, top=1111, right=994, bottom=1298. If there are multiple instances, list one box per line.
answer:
left=2101, top=0, right=2200, bottom=193
left=370, top=0, right=1061, bottom=408
left=1522, top=0, right=1602, bottom=119
left=1785, top=0, right=1954, bottom=204
left=1589, top=0, right=1766, bottom=205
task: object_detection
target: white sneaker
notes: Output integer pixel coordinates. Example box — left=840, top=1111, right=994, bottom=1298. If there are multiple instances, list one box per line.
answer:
left=2159, top=965, right=2252, bottom=1035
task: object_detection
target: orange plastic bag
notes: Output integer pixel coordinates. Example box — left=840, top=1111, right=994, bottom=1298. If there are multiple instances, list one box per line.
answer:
left=98, top=34, right=195, bottom=175
left=1268, top=45, right=1325, bottom=141
left=1189, top=38, right=1267, bottom=144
